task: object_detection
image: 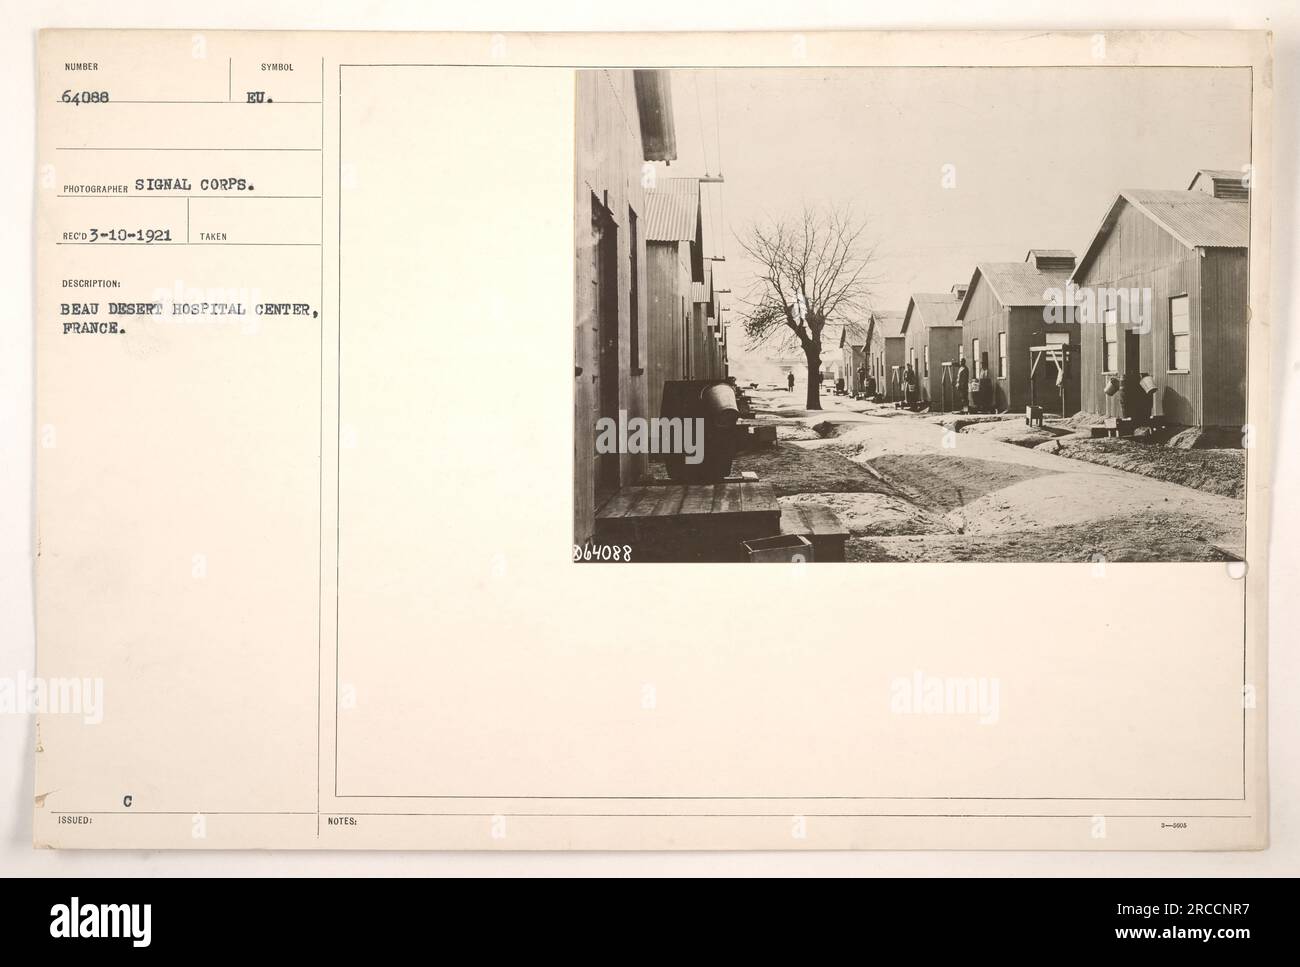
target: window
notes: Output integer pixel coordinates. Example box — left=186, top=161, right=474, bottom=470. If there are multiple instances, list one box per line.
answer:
left=1102, top=308, right=1119, bottom=373
left=1169, top=295, right=1190, bottom=371
left=628, top=208, right=640, bottom=374
left=924, top=345, right=929, bottom=378
left=997, top=332, right=1008, bottom=379
left=971, top=338, right=980, bottom=376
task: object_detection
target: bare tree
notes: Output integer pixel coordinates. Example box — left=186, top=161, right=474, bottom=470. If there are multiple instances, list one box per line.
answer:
left=738, top=205, right=878, bottom=410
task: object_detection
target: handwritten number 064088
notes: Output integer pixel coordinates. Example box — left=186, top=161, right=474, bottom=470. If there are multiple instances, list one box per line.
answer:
left=573, top=544, right=632, bottom=562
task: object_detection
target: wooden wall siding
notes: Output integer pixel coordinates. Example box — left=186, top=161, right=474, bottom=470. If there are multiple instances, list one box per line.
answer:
left=1198, top=248, right=1249, bottom=428
left=843, top=345, right=865, bottom=392
left=904, top=318, right=961, bottom=404
left=917, top=328, right=962, bottom=404
left=645, top=241, right=689, bottom=415
left=574, top=70, right=653, bottom=542
left=902, top=321, right=921, bottom=393
left=960, top=277, right=1080, bottom=413
left=958, top=274, right=1008, bottom=407
left=1071, top=202, right=1242, bottom=426
left=650, top=230, right=723, bottom=399
left=1009, top=305, right=1080, bottom=414
left=874, top=337, right=906, bottom=399
left=690, top=301, right=722, bottom=380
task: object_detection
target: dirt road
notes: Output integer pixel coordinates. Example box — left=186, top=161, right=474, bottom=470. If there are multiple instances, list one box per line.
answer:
left=736, top=386, right=1245, bottom=562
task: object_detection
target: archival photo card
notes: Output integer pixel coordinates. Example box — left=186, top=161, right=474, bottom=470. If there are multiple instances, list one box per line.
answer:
left=31, top=29, right=1269, bottom=851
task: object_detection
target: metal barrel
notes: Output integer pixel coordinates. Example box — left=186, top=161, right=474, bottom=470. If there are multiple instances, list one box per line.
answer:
left=699, top=383, right=740, bottom=427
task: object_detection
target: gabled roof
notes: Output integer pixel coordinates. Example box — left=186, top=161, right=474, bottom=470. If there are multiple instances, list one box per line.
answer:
left=901, top=293, right=961, bottom=334
left=957, top=259, right=1075, bottom=319
left=839, top=321, right=869, bottom=349
left=1188, top=168, right=1244, bottom=185
left=869, top=310, right=906, bottom=341
left=644, top=178, right=700, bottom=242
left=1071, top=188, right=1249, bottom=281
left=1187, top=168, right=1249, bottom=199
left=1122, top=189, right=1250, bottom=248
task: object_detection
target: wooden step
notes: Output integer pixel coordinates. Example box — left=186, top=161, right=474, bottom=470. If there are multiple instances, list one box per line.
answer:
left=779, top=503, right=849, bottom=563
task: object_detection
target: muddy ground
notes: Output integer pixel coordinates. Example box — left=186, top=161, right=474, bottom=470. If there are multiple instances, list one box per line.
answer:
left=734, top=387, right=1246, bottom=562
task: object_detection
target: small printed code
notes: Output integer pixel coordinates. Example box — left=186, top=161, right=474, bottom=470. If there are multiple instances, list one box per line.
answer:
left=573, top=543, right=633, bottom=562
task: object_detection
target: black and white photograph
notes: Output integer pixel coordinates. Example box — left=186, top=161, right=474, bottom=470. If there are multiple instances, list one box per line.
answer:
left=576, top=67, right=1251, bottom=563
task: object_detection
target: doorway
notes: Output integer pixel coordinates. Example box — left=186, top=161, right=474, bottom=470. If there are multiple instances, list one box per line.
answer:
left=1124, top=330, right=1141, bottom=375
left=592, top=196, right=620, bottom=498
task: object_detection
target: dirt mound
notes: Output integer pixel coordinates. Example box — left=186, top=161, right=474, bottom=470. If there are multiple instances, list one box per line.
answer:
left=847, top=510, right=1243, bottom=563
left=1060, top=412, right=1109, bottom=430
left=776, top=423, right=821, bottom=441
left=1034, top=437, right=1245, bottom=499
left=934, top=413, right=1021, bottom=432
left=733, top=442, right=895, bottom=497
left=960, top=419, right=1063, bottom=449
left=866, top=452, right=1059, bottom=513
left=781, top=492, right=955, bottom=537
left=1168, top=426, right=1245, bottom=450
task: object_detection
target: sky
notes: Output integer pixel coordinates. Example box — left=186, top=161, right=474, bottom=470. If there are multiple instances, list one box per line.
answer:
left=654, top=67, right=1253, bottom=368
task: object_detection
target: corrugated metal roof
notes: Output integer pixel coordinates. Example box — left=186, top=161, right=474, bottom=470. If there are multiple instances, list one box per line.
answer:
left=902, top=293, right=962, bottom=333
left=644, top=178, right=700, bottom=242
left=691, top=282, right=708, bottom=303
left=840, top=321, right=869, bottom=348
left=869, top=310, right=906, bottom=340
left=1071, top=188, right=1249, bottom=281
left=1187, top=168, right=1246, bottom=189
left=1122, top=189, right=1250, bottom=248
left=959, top=261, right=1075, bottom=318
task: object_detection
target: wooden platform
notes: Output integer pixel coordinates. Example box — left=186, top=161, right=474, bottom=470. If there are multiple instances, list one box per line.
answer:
left=779, top=503, right=849, bottom=562
left=1091, top=417, right=1136, bottom=438
left=595, top=481, right=781, bottom=562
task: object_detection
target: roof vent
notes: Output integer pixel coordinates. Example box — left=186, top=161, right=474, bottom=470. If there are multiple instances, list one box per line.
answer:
left=1189, top=169, right=1250, bottom=201
left=1025, top=249, right=1077, bottom=271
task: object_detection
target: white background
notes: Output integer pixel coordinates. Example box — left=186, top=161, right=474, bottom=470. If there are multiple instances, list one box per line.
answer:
left=2, top=0, right=1297, bottom=875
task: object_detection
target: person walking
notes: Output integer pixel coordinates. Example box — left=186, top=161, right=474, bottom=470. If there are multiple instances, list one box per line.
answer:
left=787, top=371, right=795, bottom=392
